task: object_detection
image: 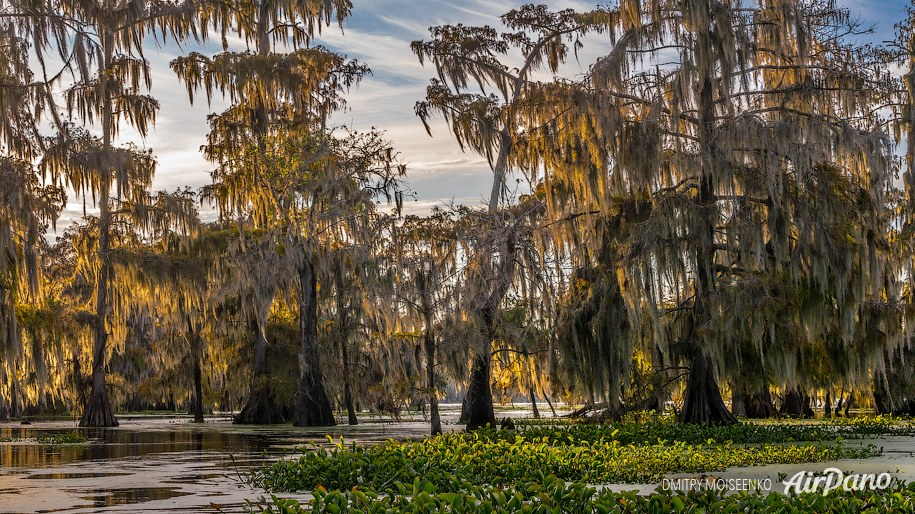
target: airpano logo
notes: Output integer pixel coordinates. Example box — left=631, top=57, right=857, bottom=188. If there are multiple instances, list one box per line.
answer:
left=782, top=468, right=893, bottom=495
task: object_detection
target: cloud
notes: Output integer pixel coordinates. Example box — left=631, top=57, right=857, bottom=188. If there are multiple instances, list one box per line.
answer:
left=53, top=0, right=895, bottom=238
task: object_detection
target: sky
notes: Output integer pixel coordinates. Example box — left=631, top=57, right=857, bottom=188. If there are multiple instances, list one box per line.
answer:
left=56, top=0, right=913, bottom=229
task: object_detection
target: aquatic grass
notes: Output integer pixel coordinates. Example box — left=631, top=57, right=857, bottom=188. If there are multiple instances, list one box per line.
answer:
left=252, top=428, right=877, bottom=493
left=34, top=433, right=89, bottom=445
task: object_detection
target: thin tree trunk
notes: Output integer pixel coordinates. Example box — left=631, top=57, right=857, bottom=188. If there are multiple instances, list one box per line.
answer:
left=335, top=266, right=357, bottom=426
left=80, top=29, right=118, bottom=428
left=235, top=318, right=284, bottom=424
left=419, top=272, right=441, bottom=436
left=294, top=257, right=335, bottom=426
left=529, top=387, right=540, bottom=419
left=425, top=332, right=441, bottom=436
left=543, top=392, right=557, bottom=417
left=189, top=321, right=204, bottom=423
left=825, top=390, right=833, bottom=417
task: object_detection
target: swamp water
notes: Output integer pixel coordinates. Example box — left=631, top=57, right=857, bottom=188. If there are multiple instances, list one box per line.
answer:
left=3, top=408, right=913, bottom=512
left=0, top=411, right=464, bottom=513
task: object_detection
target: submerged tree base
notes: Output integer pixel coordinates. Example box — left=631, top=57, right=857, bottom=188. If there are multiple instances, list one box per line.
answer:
left=679, top=353, right=737, bottom=425
left=461, top=352, right=496, bottom=430
left=234, top=389, right=286, bottom=425
left=79, top=390, right=119, bottom=428
left=293, top=373, right=335, bottom=427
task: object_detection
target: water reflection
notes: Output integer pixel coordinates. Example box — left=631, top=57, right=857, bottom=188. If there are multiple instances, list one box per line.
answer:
left=0, top=424, right=291, bottom=469
left=26, top=472, right=131, bottom=479
left=78, top=487, right=191, bottom=506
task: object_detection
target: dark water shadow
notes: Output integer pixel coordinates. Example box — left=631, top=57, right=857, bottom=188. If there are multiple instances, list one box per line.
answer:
left=0, top=425, right=298, bottom=469
left=78, top=487, right=191, bottom=506
left=26, top=472, right=132, bottom=480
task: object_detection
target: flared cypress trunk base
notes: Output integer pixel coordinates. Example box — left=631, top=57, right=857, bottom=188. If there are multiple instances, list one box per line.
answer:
left=234, top=387, right=285, bottom=424
left=463, top=352, right=495, bottom=430
left=780, top=388, right=814, bottom=418
left=293, top=371, right=335, bottom=426
left=79, top=376, right=118, bottom=427
left=744, top=390, right=775, bottom=419
left=679, top=353, right=737, bottom=425
left=734, top=387, right=775, bottom=418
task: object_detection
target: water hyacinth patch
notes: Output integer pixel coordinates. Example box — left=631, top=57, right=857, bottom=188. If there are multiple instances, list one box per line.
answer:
left=248, top=475, right=915, bottom=514
left=252, top=425, right=877, bottom=494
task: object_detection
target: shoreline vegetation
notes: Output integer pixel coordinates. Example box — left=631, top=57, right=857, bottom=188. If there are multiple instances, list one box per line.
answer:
left=245, top=414, right=913, bottom=513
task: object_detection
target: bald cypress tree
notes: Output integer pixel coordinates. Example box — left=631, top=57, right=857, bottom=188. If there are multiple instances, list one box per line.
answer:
left=412, top=4, right=611, bottom=430
left=27, top=0, right=199, bottom=427
left=521, top=0, right=894, bottom=424
left=172, top=0, right=364, bottom=425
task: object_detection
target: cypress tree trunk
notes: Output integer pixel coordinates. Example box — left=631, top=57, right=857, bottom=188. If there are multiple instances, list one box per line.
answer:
left=190, top=323, right=204, bottom=423
left=294, top=257, right=335, bottom=426
left=462, top=351, right=495, bottom=430
left=780, top=388, right=814, bottom=418
left=343, top=356, right=359, bottom=425
left=825, top=390, right=833, bottom=417
left=235, top=318, right=284, bottom=424
left=679, top=352, right=737, bottom=425
left=335, top=267, right=357, bottom=426
left=426, top=332, right=441, bottom=436
left=744, top=390, right=775, bottom=419
left=80, top=30, right=118, bottom=429
left=731, top=388, right=746, bottom=417
left=529, top=387, right=540, bottom=419
left=678, top=78, right=736, bottom=426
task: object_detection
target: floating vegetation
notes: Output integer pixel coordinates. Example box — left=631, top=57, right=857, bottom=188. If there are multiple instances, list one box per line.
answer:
left=249, top=475, right=915, bottom=513
left=252, top=424, right=877, bottom=493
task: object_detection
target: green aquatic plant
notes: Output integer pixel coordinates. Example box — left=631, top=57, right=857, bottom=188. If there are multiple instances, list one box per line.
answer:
left=34, top=433, right=89, bottom=445
left=248, top=475, right=915, bottom=513
left=252, top=427, right=877, bottom=493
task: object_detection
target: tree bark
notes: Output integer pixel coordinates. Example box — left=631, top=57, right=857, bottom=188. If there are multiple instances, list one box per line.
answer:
left=743, top=390, right=775, bottom=419
left=80, top=28, right=118, bottom=428
left=235, top=318, right=285, bottom=424
left=529, top=387, right=540, bottom=419
left=190, top=322, right=204, bottom=423
left=294, top=257, right=335, bottom=426
left=462, top=351, right=496, bottom=430
left=335, top=266, right=357, bottom=426
left=679, top=352, right=737, bottom=425
left=678, top=77, right=735, bottom=426
left=780, top=388, right=814, bottom=418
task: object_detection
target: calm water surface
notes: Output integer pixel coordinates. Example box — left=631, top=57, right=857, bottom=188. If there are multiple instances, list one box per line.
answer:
left=0, top=411, right=466, bottom=513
